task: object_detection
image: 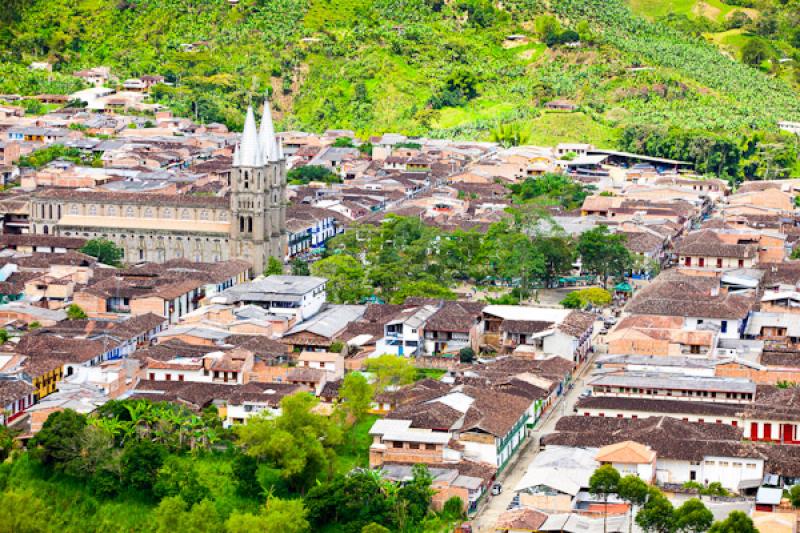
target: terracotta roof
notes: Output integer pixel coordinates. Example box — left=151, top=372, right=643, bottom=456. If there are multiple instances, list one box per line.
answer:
left=460, top=385, right=531, bottom=437
left=500, top=320, right=553, bottom=334
left=0, top=378, right=34, bottom=405
left=596, top=441, right=656, bottom=464
left=495, top=508, right=548, bottom=531
left=33, top=188, right=229, bottom=209
left=558, top=311, right=596, bottom=337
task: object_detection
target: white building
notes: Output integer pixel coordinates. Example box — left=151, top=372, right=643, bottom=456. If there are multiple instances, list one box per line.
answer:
left=211, top=275, right=327, bottom=321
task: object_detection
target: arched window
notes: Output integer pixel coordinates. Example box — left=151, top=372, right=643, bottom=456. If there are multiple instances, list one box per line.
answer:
left=48, top=205, right=53, bottom=219
left=247, top=217, right=253, bottom=233
left=180, top=209, right=191, bottom=220
left=107, top=205, right=117, bottom=216
left=219, top=211, right=228, bottom=222
left=69, top=204, right=79, bottom=215
left=144, top=207, right=154, bottom=218
left=163, top=208, right=173, bottom=219
left=42, top=225, right=49, bottom=234
left=126, top=206, right=135, bottom=217
left=200, top=210, right=209, bottom=220
left=88, top=205, right=98, bottom=216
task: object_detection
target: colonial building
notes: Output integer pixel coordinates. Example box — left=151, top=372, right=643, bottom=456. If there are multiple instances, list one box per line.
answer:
left=27, top=105, right=287, bottom=273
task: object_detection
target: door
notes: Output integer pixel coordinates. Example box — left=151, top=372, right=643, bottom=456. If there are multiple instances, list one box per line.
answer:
left=764, top=423, right=772, bottom=441
left=750, top=422, right=758, bottom=441
left=783, top=424, right=794, bottom=443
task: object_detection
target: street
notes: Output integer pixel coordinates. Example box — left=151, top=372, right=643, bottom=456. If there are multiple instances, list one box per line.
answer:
left=471, top=351, right=598, bottom=532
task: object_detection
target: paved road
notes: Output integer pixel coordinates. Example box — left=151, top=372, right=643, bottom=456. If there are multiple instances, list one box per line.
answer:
left=471, top=353, right=597, bottom=532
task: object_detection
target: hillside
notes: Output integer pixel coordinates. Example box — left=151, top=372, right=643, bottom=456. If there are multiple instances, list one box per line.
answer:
left=1, top=0, right=799, bottom=172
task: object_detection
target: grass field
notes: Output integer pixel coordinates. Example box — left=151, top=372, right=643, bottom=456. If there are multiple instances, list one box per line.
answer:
left=629, top=0, right=757, bottom=22
left=524, top=111, right=621, bottom=148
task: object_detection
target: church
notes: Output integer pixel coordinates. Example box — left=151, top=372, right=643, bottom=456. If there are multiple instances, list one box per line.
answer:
left=27, top=105, right=287, bottom=273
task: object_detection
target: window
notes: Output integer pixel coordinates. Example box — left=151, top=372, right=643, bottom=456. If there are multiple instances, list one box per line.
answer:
left=69, top=204, right=79, bottom=215
left=716, top=258, right=723, bottom=268
left=699, top=257, right=705, bottom=267
left=178, top=374, right=184, bottom=382
left=165, top=374, right=172, bottom=381
left=721, top=320, right=728, bottom=333
left=425, top=444, right=436, bottom=450
left=392, top=442, right=403, bottom=449
left=409, top=443, right=420, bottom=450
left=684, top=257, right=692, bottom=266
left=719, top=461, right=729, bottom=467
left=200, top=210, right=209, bottom=220
left=88, top=204, right=98, bottom=216
left=181, top=209, right=191, bottom=220
left=163, top=208, right=173, bottom=218
left=738, top=259, right=744, bottom=267
left=107, top=206, right=117, bottom=216
left=706, top=460, right=716, bottom=466
left=126, top=206, right=135, bottom=217
left=746, top=463, right=756, bottom=469
left=149, top=373, right=155, bottom=380
left=144, top=207, right=154, bottom=218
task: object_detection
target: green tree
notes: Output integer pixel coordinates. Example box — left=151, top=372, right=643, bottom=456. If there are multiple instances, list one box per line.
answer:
left=80, top=238, right=123, bottom=267
left=490, top=123, right=530, bottom=148
left=287, top=165, right=341, bottom=185
left=30, top=409, right=87, bottom=469
left=390, top=280, right=456, bottom=304
left=708, top=511, right=757, bottom=533
left=311, top=255, right=367, bottom=304
left=264, top=256, right=284, bottom=276
left=674, top=498, right=713, bottom=533
left=66, top=303, right=87, bottom=320
left=741, top=38, right=772, bottom=67
left=636, top=486, right=675, bottom=533
left=534, top=235, right=575, bottom=288
left=398, top=464, right=435, bottom=527
left=365, top=355, right=417, bottom=393
left=226, top=496, right=309, bottom=533
left=589, top=464, right=621, bottom=533
left=577, top=226, right=632, bottom=288
left=790, top=484, right=800, bottom=508
left=561, top=287, right=612, bottom=309
left=155, top=496, right=223, bottom=533
left=442, top=496, right=466, bottom=520
left=236, top=393, right=343, bottom=492
left=338, top=372, right=373, bottom=422
left=291, top=258, right=310, bottom=276
left=232, top=453, right=262, bottom=499
left=0, top=489, right=49, bottom=533
left=534, top=14, right=562, bottom=41
left=332, top=137, right=354, bottom=148
left=120, top=440, right=165, bottom=496
left=458, top=347, right=475, bottom=363
left=361, top=524, right=391, bottom=533
left=618, top=475, right=649, bottom=533
left=305, top=471, right=397, bottom=531
left=154, top=456, right=210, bottom=505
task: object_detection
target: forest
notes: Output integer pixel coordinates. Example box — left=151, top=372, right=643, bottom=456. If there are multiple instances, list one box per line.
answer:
left=1, top=0, right=799, bottom=180
left=0, top=369, right=465, bottom=533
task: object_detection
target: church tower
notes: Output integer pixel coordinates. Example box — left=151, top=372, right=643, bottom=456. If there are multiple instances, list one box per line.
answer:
left=230, top=99, right=287, bottom=273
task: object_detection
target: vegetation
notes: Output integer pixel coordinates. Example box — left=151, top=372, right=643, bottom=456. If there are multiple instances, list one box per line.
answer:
left=365, top=355, right=417, bottom=393
left=264, top=256, right=284, bottom=276
left=508, top=173, right=593, bottom=210
left=65, top=303, right=87, bottom=320
left=18, top=144, right=85, bottom=169
left=561, top=287, right=612, bottom=308
left=1, top=0, right=799, bottom=179
left=287, top=165, right=342, bottom=185
left=80, top=238, right=124, bottom=267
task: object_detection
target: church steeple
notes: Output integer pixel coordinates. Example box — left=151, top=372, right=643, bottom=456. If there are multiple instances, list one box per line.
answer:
left=234, top=105, right=262, bottom=167
left=259, top=95, right=276, bottom=162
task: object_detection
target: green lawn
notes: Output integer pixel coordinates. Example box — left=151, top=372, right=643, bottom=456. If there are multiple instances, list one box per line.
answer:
left=434, top=100, right=518, bottom=130
left=415, top=368, right=447, bottom=381
left=629, top=0, right=757, bottom=22
left=525, top=111, right=620, bottom=148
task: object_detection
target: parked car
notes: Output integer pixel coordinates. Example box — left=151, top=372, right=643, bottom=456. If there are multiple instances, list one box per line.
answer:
left=580, top=388, right=592, bottom=398
left=492, top=483, right=503, bottom=495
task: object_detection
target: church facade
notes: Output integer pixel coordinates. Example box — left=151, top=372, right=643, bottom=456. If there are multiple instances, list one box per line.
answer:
left=27, top=105, right=287, bottom=273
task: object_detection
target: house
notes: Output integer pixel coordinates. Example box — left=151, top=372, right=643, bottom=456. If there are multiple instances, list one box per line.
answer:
left=211, top=275, right=327, bottom=321
left=285, top=205, right=342, bottom=260
left=0, top=377, right=36, bottom=426
left=143, top=349, right=254, bottom=385
left=421, top=301, right=484, bottom=356
left=296, top=351, right=344, bottom=379
left=280, top=304, right=366, bottom=352
left=223, top=382, right=303, bottom=426
left=595, top=441, right=656, bottom=482
left=513, top=446, right=599, bottom=513
left=676, top=230, right=759, bottom=271
left=606, top=315, right=718, bottom=356
left=376, top=304, right=439, bottom=357
left=624, top=271, right=756, bottom=340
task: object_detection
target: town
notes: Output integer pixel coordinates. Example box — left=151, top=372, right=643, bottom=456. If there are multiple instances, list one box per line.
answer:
left=1, top=69, right=800, bottom=533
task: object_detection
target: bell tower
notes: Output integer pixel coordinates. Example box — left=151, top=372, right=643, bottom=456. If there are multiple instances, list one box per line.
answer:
left=230, top=99, right=287, bottom=273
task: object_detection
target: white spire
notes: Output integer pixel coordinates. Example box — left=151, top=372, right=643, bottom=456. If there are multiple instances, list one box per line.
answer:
left=259, top=94, right=277, bottom=162
left=236, top=105, right=261, bottom=167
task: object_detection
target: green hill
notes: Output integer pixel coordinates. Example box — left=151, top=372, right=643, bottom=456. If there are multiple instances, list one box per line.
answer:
left=1, top=0, right=799, bottom=176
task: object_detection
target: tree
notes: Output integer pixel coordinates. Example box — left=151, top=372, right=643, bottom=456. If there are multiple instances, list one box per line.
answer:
left=577, top=226, right=632, bottom=288
left=155, top=496, right=223, bottom=533
left=287, top=165, right=341, bottom=185
left=332, top=137, right=354, bottom=148
left=636, top=487, right=675, bottom=533
left=311, top=255, right=366, bottom=304
left=365, top=355, right=417, bottom=393
left=264, top=256, right=283, bottom=276
left=80, top=238, right=123, bottom=267
left=674, top=498, right=713, bottom=533
left=708, top=511, right=757, bottom=533
left=66, top=303, right=87, bottom=320
left=459, top=347, right=475, bottom=363
left=561, top=287, right=612, bottom=309
left=618, top=475, right=649, bottom=533
left=398, top=464, right=434, bottom=527
left=30, top=409, right=87, bottom=469
left=534, top=14, right=562, bottom=41
left=120, top=440, right=165, bottom=496
left=291, top=258, right=310, bottom=276
left=154, top=456, right=210, bottom=505
left=305, top=471, right=398, bottom=531
left=390, top=280, right=456, bottom=304
left=226, top=496, right=309, bottom=533
left=790, top=484, right=800, bottom=508
left=232, top=453, right=262, bottom=499
left=442, top=496, right=466, bottom=520
left=362, top=524, right=391, bottom=533
left=0, top=329, right=8, bottom=344
left=490, top=123, right=530, bottom=148
left=0, top=489, right=49, bottom=533
left=589, top=464, right=621, bottom=533
left=534, top=235, right=575, bottom=288
left=338, top=372, right=373, bottom=422
left=741, top=38, right=771, bottom=67
left=236, top=393, right=343, bottom=492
